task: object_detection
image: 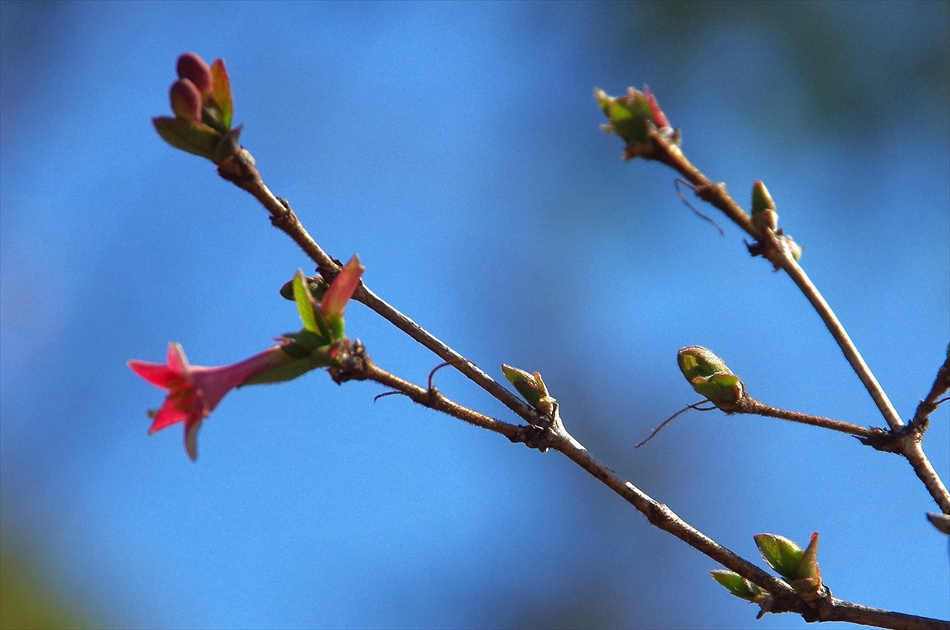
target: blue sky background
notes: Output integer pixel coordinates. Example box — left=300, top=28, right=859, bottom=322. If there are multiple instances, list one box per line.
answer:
left=1, top=2, right=948, bottom=628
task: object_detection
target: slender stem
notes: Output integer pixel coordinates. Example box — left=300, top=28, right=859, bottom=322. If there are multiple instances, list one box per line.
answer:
left=345, top=349, right=524, bottom=439
left=354, top=284, right=537, bottom=422
left=216, top=150, right=538, bottom=424
left=549, top=428, right=800, bottom=600
left=339, top=345, right=950, bottom=629
left=773, top=246, right=903, bottom=430
left=818, top=600, right=950, bottom=630
left=647, top=129, right=903, bottom=431
left=740, top=399, right=883, bottom=439
left=641, top=130, right=950, bottom=511
left=214, top=136, right=950, bottom=621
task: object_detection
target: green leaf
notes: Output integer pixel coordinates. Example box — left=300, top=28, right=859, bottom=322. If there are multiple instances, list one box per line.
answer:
left=152, top=117, right=221, bottom=159
left=710, top=570, right=765, bottom=602
left=240, top=350, right=335, bottom=386
left=754, top=534, right=804, bottom=580
left=325, top=314, right=345, bottom=343
left=210, top=58, right=233, bottom=130
left=283, top=329, right=331, bottom=353
left=292, top=270, right=320, bottom=333
left=502, top=364, right=545, bottom=408
left=691, top=372, right=745, bottom=405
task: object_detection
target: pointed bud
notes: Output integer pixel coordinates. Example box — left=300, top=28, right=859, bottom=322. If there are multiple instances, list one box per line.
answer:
left=754, top=534, right=805, bottom=580
left=677, top=346, right=746, bottom=406
left=176, top=52, right=213, bottom=97
left=678, top=346, right=731, bottom=380
left=751, top=180, right=778, bottom=233
left=595, top=86, right=676, bottom=159
left=320, top=255, right=364, bottom=319
left=710, top=570, right=767, bottom=602
left=169, top=79, right=203, bottom=123
left=210, top=59, right=233, bottom=130
left=644, top=86, right=670, bottom=129
left=502, top=364, right=556, bottom=416
left=796, top=532, right=821, bottom=581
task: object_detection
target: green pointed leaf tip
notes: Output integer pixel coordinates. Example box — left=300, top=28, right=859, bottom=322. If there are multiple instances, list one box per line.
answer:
left=502, top=364, right=544, bottom=408
left=677, top=346, right=731, bottom=381
left=283, top=329, right=333, bottom=354
left=239, top=350, right=335, bottom=386
left=754, top=534, right=804, bottom=580
left=691, top=372, right=745, bottom=405
left=152, top=117, right=221, bottom=159
left=210, top=58, right=233, bottom=130
left=710, top=570, right=765, bottom=602
left=751, top=180, right=778, bottom=232
left=594, top=87, right=656, bottom=145
left=292, top=270, right=320, bottom=333
left=797, top=532, right=821, bottom=581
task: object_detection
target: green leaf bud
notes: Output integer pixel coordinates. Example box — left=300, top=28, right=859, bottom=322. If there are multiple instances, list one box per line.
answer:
left=502, top=364, right=556, bottom=415
left=678, top=346, right=732, bottom=381
left=754, top=534, right=805, bottom=580
left=751, top=179, right=778, bottom=233
left=152, top=116, right=221, bottom=160
left=710, top=570, right=767, bottom=602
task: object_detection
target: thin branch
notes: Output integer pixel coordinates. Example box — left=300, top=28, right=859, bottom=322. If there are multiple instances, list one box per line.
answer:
left=736, top=398, right=885, bottom=441
left=645, top=127, right=904, bottom=431
left=216, top=149, right=538, bottom=424
left=909, top=353, right=950, bottom=431
left=817, top=599, right=950, bottom=630
left=213, top=137, right=950, bottom=624
left=331, top=341, right=948, bottom=629
left=642, top=127, right=950, bottom=512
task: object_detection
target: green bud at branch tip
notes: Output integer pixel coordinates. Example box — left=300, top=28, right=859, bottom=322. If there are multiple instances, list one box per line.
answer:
left=751, top=179, right=778, bottom=233
left=754, top=533, right=805, bottom=580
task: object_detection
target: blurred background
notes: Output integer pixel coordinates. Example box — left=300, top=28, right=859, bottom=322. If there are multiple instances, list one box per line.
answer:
left=1, top=2, right=947, bottom=628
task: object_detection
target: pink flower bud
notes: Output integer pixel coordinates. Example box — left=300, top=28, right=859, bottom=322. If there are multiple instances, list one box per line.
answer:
left=169, top=79, right=203, bottom=123
left=176, top=52, right=213, bottom=97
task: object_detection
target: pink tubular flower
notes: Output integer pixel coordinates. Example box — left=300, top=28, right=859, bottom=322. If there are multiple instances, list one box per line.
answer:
left=129, top=342, right=293, bottom=461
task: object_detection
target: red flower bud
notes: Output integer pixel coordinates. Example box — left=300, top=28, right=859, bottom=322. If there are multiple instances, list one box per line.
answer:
left=169, top=79, right=203, bottom=123
left=176, top=52, right=213, bottom=97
